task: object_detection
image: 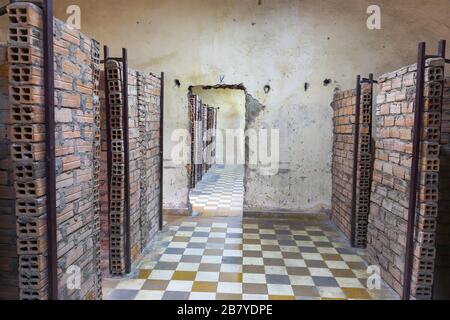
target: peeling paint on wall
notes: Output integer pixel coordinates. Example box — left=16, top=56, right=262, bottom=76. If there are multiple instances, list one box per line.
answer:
left=245, top=93, right=266, bottom=126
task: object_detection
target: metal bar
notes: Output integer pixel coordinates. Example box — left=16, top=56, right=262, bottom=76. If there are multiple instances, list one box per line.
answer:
left=121, top=48, right=131, bottom=273
left=43, top=0, right=57, bottom=300
left=403, top=42, right=426, bottom=300
left=159, top=72, right=164, bottom=231
left=438, top=39, right=446, bottom=59
left=368, top=73, right=374, bottom=146
left=103, top=45, right=113, bottom=273
left=350, top=75, right=362, bottom=248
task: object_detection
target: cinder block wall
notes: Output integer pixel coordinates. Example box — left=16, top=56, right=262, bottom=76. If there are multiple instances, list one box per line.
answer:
left=4, top=2, right=102, bottom=300
left=435, top=76, right=450, bottom=299
left=104, top=61, right=161, bottom=275
left=367, top=59, right=446, bottom=299
left=330, top=84, right=373, bottom=247
left=0, top=43, right=19, bottom=300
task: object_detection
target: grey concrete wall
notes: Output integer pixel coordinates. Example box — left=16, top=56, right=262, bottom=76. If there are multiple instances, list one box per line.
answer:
left=1, top=0, right=448, bottom=212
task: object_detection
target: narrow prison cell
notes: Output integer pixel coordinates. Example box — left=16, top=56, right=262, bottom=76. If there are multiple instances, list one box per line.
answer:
left=0, top=0, right=449, bottom=302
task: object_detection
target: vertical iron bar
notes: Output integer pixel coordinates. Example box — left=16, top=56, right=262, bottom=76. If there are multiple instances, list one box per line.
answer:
left=438, top=39, right=446, bottom=59
left=403, top=42, right=426, bottom=300
left=369, top=73, right=374, bottom=153
left=350, top=75, right=362, bottom=248
left=159, top=72, right=164, bottom=231
left=43, top=0, right=57, bottom=300
left=103, top=45, right=113, bottom=272
left=122, top=48, right=131, bottom=273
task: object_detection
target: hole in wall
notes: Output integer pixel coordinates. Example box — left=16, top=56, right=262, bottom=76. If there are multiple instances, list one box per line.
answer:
left=323, top=79, right=332, bottom=86
left=174, top=79, right=181, bottom=87
left=264, top=85, right=271, bottom=94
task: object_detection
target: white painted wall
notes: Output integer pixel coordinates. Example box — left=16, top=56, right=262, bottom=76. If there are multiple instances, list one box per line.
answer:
left=1, top=0, right=447, bottom=212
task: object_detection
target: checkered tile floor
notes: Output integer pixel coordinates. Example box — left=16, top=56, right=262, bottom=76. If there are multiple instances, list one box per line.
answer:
left=189, top=165, right=244, bottom=217
left=103, top=216, right=399, bottom=300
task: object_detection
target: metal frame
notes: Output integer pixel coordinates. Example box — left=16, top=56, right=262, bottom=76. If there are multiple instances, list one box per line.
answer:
left=159, top=72, right=164, bottom=231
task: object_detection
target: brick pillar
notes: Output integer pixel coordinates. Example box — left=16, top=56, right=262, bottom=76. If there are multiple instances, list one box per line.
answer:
left=105, top=60, right=126, bottom=275
left=90, top=39, right=102, bottom=300
left=0, top=43, right=20, bottom=300
left=368, top=58, right=445, bottom=299
left=7, top=2, right=48, bottom=300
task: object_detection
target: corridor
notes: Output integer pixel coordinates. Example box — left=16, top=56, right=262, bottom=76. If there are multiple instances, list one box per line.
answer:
left=102, top=215, right=398, bottom=300
left=1, top=0, right=448, bottom=302
left=189, top=165, right=244, bottom=217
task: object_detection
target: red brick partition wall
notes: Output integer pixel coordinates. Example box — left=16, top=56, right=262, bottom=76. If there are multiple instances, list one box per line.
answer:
left=367, top=58, right=446, bottom=299
left=435, top=76, right=450, bottom=299
left=331, top=89, right=357, bottom=240
left=330, top=84, right=373, bottom=247
left=105, top=61, right=161, bottom=275
left=137, top=72, right=161, bottom=249
left=0, top=44, right=19, bottom=300
left=4, top=2, right=102, bottom=300
left=99, top=71, right=110, bottom=274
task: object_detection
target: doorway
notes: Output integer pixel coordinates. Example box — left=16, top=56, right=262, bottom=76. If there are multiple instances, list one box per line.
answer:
left=188, top=87, right=246, bottom=217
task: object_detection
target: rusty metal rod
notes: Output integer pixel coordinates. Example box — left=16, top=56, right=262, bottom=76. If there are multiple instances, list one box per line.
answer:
left=438, top=39, right=446, bottom=60
left=159, top=72, right=165, bottom=231
left=122, top=48, right=131, bottom=273
left=42, top=0, right=58, bottom=300
left=403, top=41, right=426, bottom=300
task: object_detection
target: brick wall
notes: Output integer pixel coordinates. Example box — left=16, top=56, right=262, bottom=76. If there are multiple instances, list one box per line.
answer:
left=104, top=61, right=161, bottom=276
left=137, top=72, right=161, bottom=249
left=367, top=58, right=445, bottom=299
left=4, top=2, right=102, bottom=300
left=331, top=89, right=356, bottom=239
left=0, top=43, right=20, bottom=300
left=435, top=75, right=450, bottom=299
left=99, top=71, right=110, bottom=274
left=330, top=84, right=373, bottom=247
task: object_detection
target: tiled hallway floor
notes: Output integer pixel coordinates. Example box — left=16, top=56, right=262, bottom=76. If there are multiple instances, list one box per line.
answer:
left=189, top=165, right=244, bottom=216
left=103, top=215, right=399, bottom=300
